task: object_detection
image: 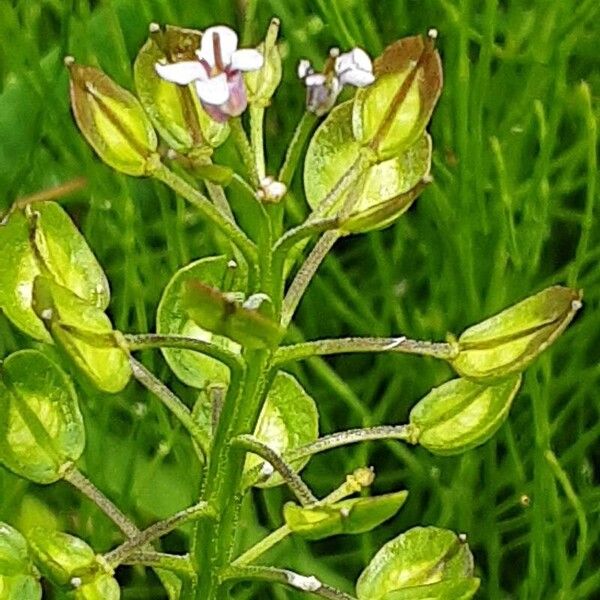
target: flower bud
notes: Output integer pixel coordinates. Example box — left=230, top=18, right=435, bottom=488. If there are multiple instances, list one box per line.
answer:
left=450, top=286, right=582, bottom=381
left=352, top=33, right=442, bottom=161
left=357, top=526, right=479, bottom=600
left=245, top=18, right=283, bottom=106
left=134, top=24, right=229, bottom=153
left=66, top=58, right=158, bottom=176
left=283, top=491, right=407, bottom=540
left=0, top=350, right=85, bottom=484
left=409, top=376, right=522, bottom=456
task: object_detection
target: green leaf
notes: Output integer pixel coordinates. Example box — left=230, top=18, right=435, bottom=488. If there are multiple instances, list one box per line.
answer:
left=352, top=35, right=442, bottom=160
left=284, top=490, right=408, bottom=540
left=381, top=578, right=480, bottom=599
left=27, top=529, right=117, bottom=595
left=409, top=376, right=521, bottom=455
left=0, top=202, right=109, bottom=342
left=157, top=256, right=244, bottom=389
left=451, top=286, right=582, bottom=381
left=184, top=281, right=284, bottom=350
left=304, top=101, right=431, bottom=232
left=356, top=526, right=475, bottom=600
left=0, top=211, right=50, bottom=341
left=67, top=60, right=158, bottom=176
left=244, top=372, right=319, bottom=488
left=0, top=350, right=85, bottom=484
left=32, top=277, right=131, bottom=394
left=135, top=26, right=228, bottom=152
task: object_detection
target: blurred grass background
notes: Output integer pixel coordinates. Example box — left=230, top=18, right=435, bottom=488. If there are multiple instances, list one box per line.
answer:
left=0, top=0, right=598, bottom=598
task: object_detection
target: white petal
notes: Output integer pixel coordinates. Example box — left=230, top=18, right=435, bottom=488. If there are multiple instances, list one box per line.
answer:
left=338, top=68, right=375, bottom=87
left=304, top=73, right=326, bottom=87
left=230, top=48, right=264, bottom=71
left=195, top=73, right=230, bottom=105
left=201, top=25, right=238, bottom=66
left=297, top=59, right=312, bottom=79
left=335, top=47, right=373, bottom=77
left=155, top=61, right=207, bottom=85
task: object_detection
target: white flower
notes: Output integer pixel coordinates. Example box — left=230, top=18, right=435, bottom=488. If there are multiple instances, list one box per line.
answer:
left=155, top=25, right=264, bottom=122
left=298, top=46, right=374, bottom=116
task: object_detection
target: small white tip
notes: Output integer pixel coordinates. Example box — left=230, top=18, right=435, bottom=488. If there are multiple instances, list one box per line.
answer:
left=149, top=22, right=161, bottom=33
left=428, top=28, right=439, bottom=39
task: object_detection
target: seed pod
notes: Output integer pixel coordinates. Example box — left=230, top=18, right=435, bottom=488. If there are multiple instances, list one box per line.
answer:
left=0, top=202, right=110, bottom=342
left=27, top=529, right=119, bottom=599
left=409, top=376, right=522, bottom=455
left=67, top=58, right=158, bottom=176
left=450, top=286, right=582, bottom=381
left=32, top=276, right=131, bottom=394
left=134, top=24, right=229, bottom=153
left=0, top=350, right=84, bottom=484
left=352, top=34, right=442, bottom=161
left=304, top=101, right=431, bottom=232
left=0, top=522, right=41, bottom=600
left=356, top=526, right=478, bottom=600
left=284, top=491, right=408, bottom=540
left=245, top=18, right=282, bottom=106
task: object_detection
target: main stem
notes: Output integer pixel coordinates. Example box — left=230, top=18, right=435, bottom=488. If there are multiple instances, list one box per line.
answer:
left=193, top=351, right=272, bottom=600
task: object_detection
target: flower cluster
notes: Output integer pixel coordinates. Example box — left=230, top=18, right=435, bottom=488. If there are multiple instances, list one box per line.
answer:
left=155, top=24, right=375, bottom=122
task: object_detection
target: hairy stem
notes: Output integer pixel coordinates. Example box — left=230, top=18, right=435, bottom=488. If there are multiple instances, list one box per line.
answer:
left=233, top=434, right=318, bottom=505
left=152, top=162, right=257, bottom=266
left=250, top=105, right=266, bottom=182
left=221, top=565, right=358, bottom=600
left=124, top=551, right=195, bottom=576
left=274, top=336, right=457, bottom=365
left=130, top=357, right=209, bottom=456
left=105, top=502, right=216, bottom=567
left=278, top=111, right=318, bottom=186
left=124, top=333, right=244, bottom=377
left=230, top=117, right=259, bottom=185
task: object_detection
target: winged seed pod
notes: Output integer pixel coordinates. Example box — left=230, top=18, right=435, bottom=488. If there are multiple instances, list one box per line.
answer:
left=352, top=32, right=442, bottom=161
left=0, top=350, right=85, bottom=484
left=409, top=376, right=522, bottom=455
left=283, top=491, right=408, bottom=540
left=26, top=529, right=119, bottom=599
left=356, top=526, right=479, bottom=600
left=0, top=522, right=42, bottom=600
left=66, top=58, right=158, bottom=176
left=32, top=277, right=131, bottom=394
left=450, top=286, right=582, bottom=381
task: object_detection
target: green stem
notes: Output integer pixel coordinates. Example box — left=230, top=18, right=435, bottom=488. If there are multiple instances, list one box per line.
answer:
left=124, top=333, right=244, bottom=377
left=105, top=502, right=216, bottom=568
left=230, top=117, right=259, bottom=185
left=233, top=525, right=291, bottom=566
left=250, top=105, right=266, bottom=182
left=152, top=162, right=257, bottom=266
left=194, top=351, right=273, bottom=600
left=281, top=230, right=341, bottom=327
left=274, top=336, right=458, bottom=365
left=285, top=425, right=416, bottom=462
left=232, top=434, right=318, bottom=505
left=129, top=357, right=209, bottom=457
left=64, top=466, right=139, bottom=538
left=220, top=565, right=357, bottom=600
left=278, top=112, right=318, bottom=187
left=123, top=551, right=195, bottom=576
